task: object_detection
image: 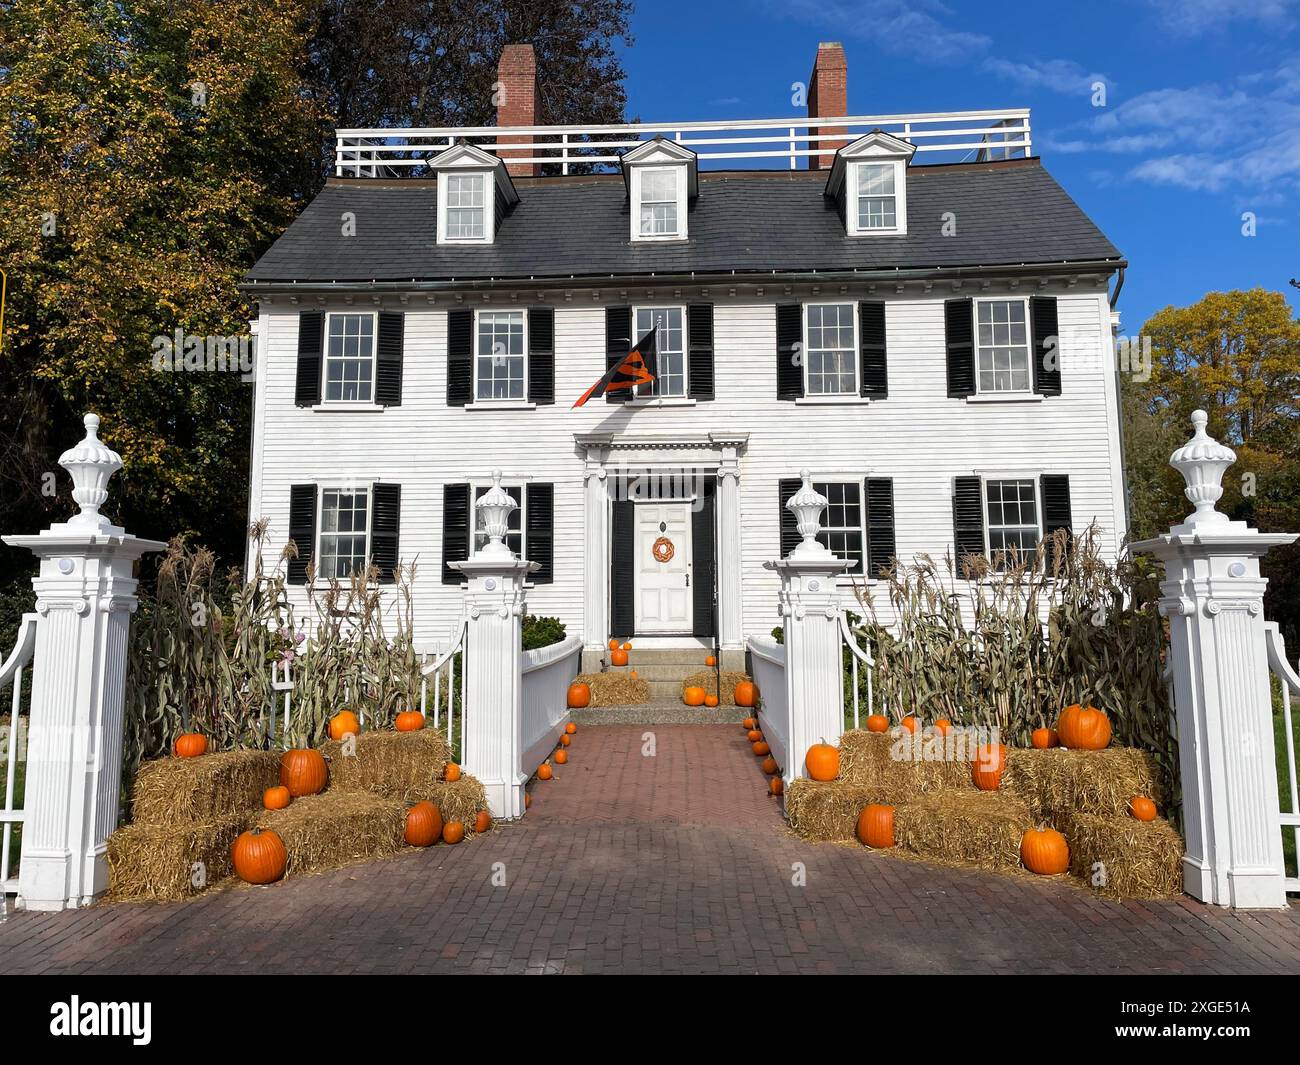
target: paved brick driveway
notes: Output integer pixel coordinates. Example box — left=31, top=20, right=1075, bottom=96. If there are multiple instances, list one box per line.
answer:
left=2, top=723, right=1299, bottom=974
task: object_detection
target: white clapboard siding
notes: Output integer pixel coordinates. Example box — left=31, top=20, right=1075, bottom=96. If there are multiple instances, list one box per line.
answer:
left=249, top=284, right=1123, bottom=642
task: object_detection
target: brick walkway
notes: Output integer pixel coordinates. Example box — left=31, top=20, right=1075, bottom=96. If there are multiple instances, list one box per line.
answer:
left=2, top=723, right=1299, bottom=974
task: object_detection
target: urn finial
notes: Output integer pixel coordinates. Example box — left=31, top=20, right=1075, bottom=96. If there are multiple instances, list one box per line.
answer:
left=1170, top=409, right=1236, bottom=528
left=59, top=413, right=124, bottom=531
left=473, top=469, right=518, bottom=559
left=786, top=469, right=832, bottom=559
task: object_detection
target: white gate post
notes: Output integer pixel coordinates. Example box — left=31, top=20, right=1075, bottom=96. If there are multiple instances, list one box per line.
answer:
left=2, top=415, right=164, bottom=910
left=449, top=472, right=537, bottom=821
left=1133, top=411, right=1297, bottom=909
left=764, top=471, right=847, bottom=781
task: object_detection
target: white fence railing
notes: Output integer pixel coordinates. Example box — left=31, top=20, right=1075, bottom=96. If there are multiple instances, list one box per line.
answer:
left=1265, top=622, right=1300, bottom=892
left=839, top=611, right=875, bottom=730
left=747, top=635, right=788, bottom=776
left=334, top=109, right=1032, bottom=176
left=520, top=634, right=582, bottom=774
left=419, top=618, right=469, bottom=757
left=0, top=612, right=37, bottom=898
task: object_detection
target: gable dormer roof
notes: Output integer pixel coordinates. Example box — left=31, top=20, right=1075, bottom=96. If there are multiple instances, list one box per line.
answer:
left=823, top=130, right=916, bottom=201
left=620, top=136, right=699, bottom=200
left=431, top=141, right=520, bottom=208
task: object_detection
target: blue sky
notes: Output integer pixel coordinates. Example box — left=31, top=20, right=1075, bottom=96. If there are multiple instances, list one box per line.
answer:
left=620, top=0, right=1300, bottom=332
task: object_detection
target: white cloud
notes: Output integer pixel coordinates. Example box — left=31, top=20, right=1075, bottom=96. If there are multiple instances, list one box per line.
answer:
left=982, top=58, right=1110, bottom=97
left=1146, top=0, right=1298, bottom=35
left=764, top=0, right=990, bottom=62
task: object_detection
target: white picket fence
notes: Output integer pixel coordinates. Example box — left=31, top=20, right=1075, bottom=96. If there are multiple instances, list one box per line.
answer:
left=521, top=635, right=583, bottom=775
left=747, top=635, right=788, bottom=774
left=0, top=613, right=36, bottom=899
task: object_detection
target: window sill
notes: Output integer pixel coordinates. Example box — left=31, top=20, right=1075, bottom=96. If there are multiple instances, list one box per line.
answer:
left=466, top=401, right=537, bottom=411
left=848, top=228, right=906, bottom=238
left=625, top=396, right=697, bottom=408
left=311, top=403, right=384, bottom=412
left=794, top=396, right=872, bottom=406
left=964, top=393, right=1043, bottom=404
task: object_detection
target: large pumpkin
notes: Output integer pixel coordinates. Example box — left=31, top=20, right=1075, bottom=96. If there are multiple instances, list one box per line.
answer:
left=262, top=786, right=291, bottom=811
left=805, top=740, right=840, bottom=782
left=734, top=681, right=757, bottom=708
left=231, top=828, right=287, bottom=884
left=683, top=686, right=706, bottom=707
left=1020, top=827, right=1070, bottom=875
left=1031, top=727, right=1059, bottom=750
left=1056, top=704, right=1111, bottom=750
left=173, top=732, right=207, bottom=758
left=404, top=801, right=443, bottom=847
left=280, top=749, right=328, bottom=797
left=567, top=682, right=591, bottom=709
left=329, top=710, right=361, bottom=741
left=611, top=649, right=629, bottom=667
left=865, top=714, right=889, bottom=734
left=856, top=804, right=895, bottom=848
left=971, top=743, right=1007, bottom=791
left=395, top=711, right=425, bottom=732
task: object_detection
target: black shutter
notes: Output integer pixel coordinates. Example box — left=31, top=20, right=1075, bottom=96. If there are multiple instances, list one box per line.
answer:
left=441, top=483, right=470, bottom=584
left=952, top=476, right=985, bottom=561
left=375, top=312, right=404, bottom=406
left=859, top=301, right=888, bottom=399
left=692, top=477, right=716, bottom=638
left=864, top=477, right=896, bottom=577
left=528, top=308, right=554, bottom=405
left=287, top=484, right=317, bottom=585
left=776, top=304, right=803, bottom=400
left=447, top=309, right=473, bottom=406
left=526, top=482, right=554, bottom=583
left=778, top=479, right=801, bottom=558
left=687, top=303, right=714, bottom=401
left=294, top=312, right=324, bottom=407
left=1040, top=474, right=1073, bottom=570
left=610, top=498, right=635, bottom=636
left=370, top=483, right=401, bottom=583
left=1031, top=296, right=1062, bottom=396
left=945, top=298, right=975, bottom=399
left=605, top=307, right=632, bottom=404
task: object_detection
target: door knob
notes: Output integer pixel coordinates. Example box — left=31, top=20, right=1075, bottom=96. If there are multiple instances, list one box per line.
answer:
left=685, top=573, right=690, bottom=587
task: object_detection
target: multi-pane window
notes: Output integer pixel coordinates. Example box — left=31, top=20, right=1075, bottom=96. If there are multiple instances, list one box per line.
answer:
left=445, top=173, right=487, bottom=239
left=805, top=304, right=857, bottom=395
left=475, top=310, right=526, bottom=401
left=815, top=482, right=864, bottom=574
left=634, top=307, right=686, bottom=398
left=324, top=313, right=375, bottom=403
left=639, top=168, right=679, bottom=236
left=856, top=163, right=897, bottom=230
left=976, top=300, right=1032, bottom=393
left=986, top=479, right=1039, bottom=557
left=319, top=488, right=369, bottom=579
left=473, top=483, right=524, bottom=556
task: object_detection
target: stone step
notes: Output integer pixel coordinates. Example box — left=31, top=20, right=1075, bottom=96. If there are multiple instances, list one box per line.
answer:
left=615, top=662, right=709, bottom=681
left=571, top=701, right=749, bottom=726
left=605, top=646, right=715, bottom=666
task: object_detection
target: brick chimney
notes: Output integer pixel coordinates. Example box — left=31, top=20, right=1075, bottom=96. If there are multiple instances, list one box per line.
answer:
left=807, top=42, right=847, bottom=170
left=496, top=43, right=541, bottom=178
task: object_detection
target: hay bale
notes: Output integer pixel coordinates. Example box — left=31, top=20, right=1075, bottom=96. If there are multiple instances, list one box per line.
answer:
left=423, top=775, right=489, bottom=828
left=319, top=728, right=452, bottom=804
left=1061, top=812, right=1183, bottom=898
left=253, top=790, right=405, bottom=877
left=837, top=729, right=973, bottom=796
left=130, top=750, right=281, bottom=825
left=1004, top=747, right=1163, bottom=820
left=785, top=779, right=878, bottom=842
left=106, top=814, right=250, bottom=901
left=681, top=670, right=750, bottom=705
left=574, top=672, right=649, bottom=706
left=894, top=790, right=1034, bottom=871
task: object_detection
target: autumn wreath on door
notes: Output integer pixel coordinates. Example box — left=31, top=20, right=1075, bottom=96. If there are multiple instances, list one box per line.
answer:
left=652, top=536, right=675, bottom=563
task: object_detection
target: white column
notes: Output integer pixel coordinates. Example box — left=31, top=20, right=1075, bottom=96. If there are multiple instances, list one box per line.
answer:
left=450, top=472, right=537, bottom=821
left=717, top=445, right=744, bottom=659
left=1133, top=411, right=1297, bottom=909
left=3, top=415, right=164, bottom=910
left=764, top=471, right=847, bottom=782
left=580, top=448, right=609, bottom=671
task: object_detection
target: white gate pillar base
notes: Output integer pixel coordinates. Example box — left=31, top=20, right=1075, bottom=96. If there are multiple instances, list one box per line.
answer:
left=2, top=415, right=164, bottom=911
left=1133, top=411, right=1298, bottom=910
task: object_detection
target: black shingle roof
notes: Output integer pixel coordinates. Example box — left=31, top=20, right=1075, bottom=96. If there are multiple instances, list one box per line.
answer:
left=244, top=160, right=1122, bottom=286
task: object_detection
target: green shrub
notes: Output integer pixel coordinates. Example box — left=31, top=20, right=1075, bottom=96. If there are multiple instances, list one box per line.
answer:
left=522, top=614, right=566, bottom=651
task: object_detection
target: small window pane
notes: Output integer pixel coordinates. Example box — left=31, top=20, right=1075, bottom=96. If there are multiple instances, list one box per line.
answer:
left=319, top=489, right=369, bottom=579
left=325, top=313, right=375, bottom=403
left=476, top=311, right=526, bottom=400
left=634, top=307, right=686, bottom=398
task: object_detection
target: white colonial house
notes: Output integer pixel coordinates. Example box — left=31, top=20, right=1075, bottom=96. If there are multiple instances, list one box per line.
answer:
left=242, top=42, right=1128, bottom=672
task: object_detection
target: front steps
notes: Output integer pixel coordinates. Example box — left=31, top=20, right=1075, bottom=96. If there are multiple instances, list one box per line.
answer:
left=571, top=702, right=749, bottom=726
left=606, top=645, right=720, bottom=703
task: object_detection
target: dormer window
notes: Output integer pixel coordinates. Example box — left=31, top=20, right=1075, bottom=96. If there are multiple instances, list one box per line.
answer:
left=622, top=137, right=698, bottom=243
left=432, top=142, right=519, bottom=246
left=444, top=173, right=487, bottom=239
left=855, top=162, right=898, bottom=231
left=825, top=130, right=914, bottom=238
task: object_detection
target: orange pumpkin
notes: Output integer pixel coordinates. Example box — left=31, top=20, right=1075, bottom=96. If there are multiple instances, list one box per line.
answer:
left=231, top=828, right=287, bottom=884
left=683, top=686, right=706, bottom=707
left=262, top=785, right=291, bottom=811
left=742, top=717, right=757, bottom=731
left=734, top=681, right=757, bottom=707
left=769, top=777, right=784, bottom=796
left=565, top=722, right=577, bottom=735
left=752, top=741, right=770, bottom=757
left=608, top=638, right=619, bottom=651
left=328, top=711, right=361, bottom=741
left=805, top=740, right=840, bottom=782
left=537, top=763, right=553, bottom=781
left=444, top=762, right=462, bottom=782
left=899, top=716, right=918, bottom=734
left=856, top=804, right=895, bottom=848
left=404, top=801, right=443, bottom=847
left=611, top=649, right=629, bottom=667
left=173, top=732, right=208, bottom=758
left=280, top=749, right=328, bottom=797
left=442, top=822, right=465, bottom=845
left=705, top=655, right=717, bottom=667
left=1056, top=704, right=1111, bottom=750
left=560, top=733, right=572, bottom=747
left=629, top=669, right=638, bottom=678
left=1021, top=827, right=1070, bottom=875
left=761, top=756, right=778, bottom=775
left=747, top=729, right=763, bottom=743
left=474, top=810, right=492, bottom=834
left=1031, top=727, right=1059, bottom=750
left=555, top=749, right=568, bottom=765
left=865, top=714, right=889, bottom=734
left=622, top=642, right=633, bottom=651
left=1129, top=796, right=1157, bottom=822
left=933, top=719, right=953, bottom=736
left=971, top=743, right=1007, bottom=791
left=567, top=682, right=591, bottom=709
left=395, top=710, right=425, bottom=732
left=704, top=694, right=719, bottom=708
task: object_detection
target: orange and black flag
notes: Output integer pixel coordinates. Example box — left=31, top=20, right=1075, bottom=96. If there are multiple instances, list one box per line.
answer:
left=572, top=328, right=658, bottom=408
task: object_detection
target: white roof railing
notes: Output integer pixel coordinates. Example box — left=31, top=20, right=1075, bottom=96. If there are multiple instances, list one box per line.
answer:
left=334, top=109, right=1032, bottom=178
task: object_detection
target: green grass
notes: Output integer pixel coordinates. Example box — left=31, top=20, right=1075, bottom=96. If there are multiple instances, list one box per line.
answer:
left=1273, top=676, right=1300, bottom=878
left=1, top=757, right=23, bottom=882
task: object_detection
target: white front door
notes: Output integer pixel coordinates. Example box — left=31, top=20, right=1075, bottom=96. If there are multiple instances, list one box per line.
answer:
left=635, top=502, right=693, bottom=633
